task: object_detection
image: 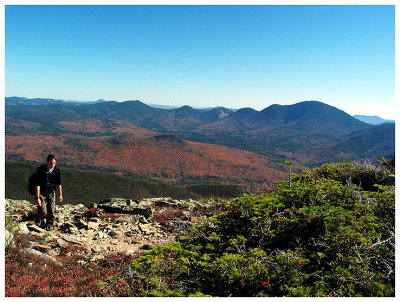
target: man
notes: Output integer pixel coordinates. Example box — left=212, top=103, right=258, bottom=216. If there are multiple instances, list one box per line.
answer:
left=35, top=154, right=63, bottom=230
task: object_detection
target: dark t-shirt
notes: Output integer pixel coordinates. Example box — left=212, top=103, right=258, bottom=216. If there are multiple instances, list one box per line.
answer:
left=37, top=164, right=62, bottom=195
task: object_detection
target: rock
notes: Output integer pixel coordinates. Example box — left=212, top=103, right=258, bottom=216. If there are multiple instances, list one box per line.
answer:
left=98, top=198, right=152, bottom=217
left=62, top=222, right=79, bottom=233
left=63, top=235, right=86, bottom=245
left=57, top=238, right=69, bottom=249
left=49, top=235, right=60, bottom=242
left=25, top=240, right=37, bottom=249
left=34, top=244, right=52, bottom=252
left=47, top=247, right=61, bottom=256
left=139, top=224, right=156, bottom=234
left=88, top=217, right=101, bottom=223
left=75, top=204, right=85, bottom=210
left=130, top=225, right=139, bottom=232
left=115, top=215, right=140, bottom=225
left=17, top=222, right=30, bottom=234
left=5, top=230, right=14, bottom=249
left=138, top=199, right=153, bottom=208
left=21, top=248, right=63, bottom=266
left=91, top=245, right=103, bottom=253
left=88, top=222, right=100, bottom=230
left=5, top=196, right=204, bottom=261
left=27, top=224, right=46, bottom=233
left=140, top=244, right=151, bottom=250
left=124, top=230, right=136, bottom=237
left=97, top=231, right=107, bottom=239
left=90, top=254, right=105, bottom=262
left=108, top=231, right=119, bottom=238
left=76, top=219, right=88, bottom=229
left=122, top=249, right=137, bottom=256
left=153, top=198, right=174, bottom=207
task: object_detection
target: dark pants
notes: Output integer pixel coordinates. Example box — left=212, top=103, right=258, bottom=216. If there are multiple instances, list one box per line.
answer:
left=35, top=191, right=56, bottom=227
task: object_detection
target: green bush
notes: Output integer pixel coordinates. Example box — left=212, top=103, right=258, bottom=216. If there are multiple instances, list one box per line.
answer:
left=99, top=160, right=394, bottom=297
left=303, top=160, right=390, bottom=191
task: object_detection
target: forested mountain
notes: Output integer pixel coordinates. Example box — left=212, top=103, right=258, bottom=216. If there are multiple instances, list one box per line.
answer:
left=5, top=97, right=394, bottom=181
left=5, top=96, right=105, bottom=106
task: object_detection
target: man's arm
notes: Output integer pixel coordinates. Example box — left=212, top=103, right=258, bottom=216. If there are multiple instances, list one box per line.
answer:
left=35, top=186, right=41, bottom=207
left=58, top=185, right=63, bottom=203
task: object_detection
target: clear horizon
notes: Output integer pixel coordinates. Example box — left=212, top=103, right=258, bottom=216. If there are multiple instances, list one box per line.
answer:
left=3, top=95, right=396, bottom=120
left=5, top=4, right=396, bottom=119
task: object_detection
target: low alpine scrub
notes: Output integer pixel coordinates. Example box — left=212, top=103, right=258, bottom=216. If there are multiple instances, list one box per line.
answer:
left=100, top=161, right=395, bottom=297
left=4, top=232, right=131, bottom=297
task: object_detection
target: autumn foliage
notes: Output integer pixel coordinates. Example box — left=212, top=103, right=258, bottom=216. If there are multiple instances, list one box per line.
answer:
left=5, top=131, right=286, bottom=185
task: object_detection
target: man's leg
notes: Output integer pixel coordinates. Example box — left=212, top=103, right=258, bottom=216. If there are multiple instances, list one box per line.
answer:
left=45, top=192, right=56, bottom=230
left=35, top=195, right=47, bottom=228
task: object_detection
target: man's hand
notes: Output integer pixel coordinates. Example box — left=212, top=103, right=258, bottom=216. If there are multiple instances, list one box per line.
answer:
left=59, top=195, right=63, bottom=203
left=36, top=197, right=41, bottom=207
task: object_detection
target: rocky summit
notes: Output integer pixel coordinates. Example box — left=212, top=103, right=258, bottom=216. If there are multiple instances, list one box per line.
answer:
left=5, top=197, right=213, bottom=265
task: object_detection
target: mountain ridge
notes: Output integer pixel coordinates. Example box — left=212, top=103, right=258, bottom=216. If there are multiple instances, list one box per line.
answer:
left=353, top=115, right=395, bottom=125
left=5, top=97, right=394, bottom=170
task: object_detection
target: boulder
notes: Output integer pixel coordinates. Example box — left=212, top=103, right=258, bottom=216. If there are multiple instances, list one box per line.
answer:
left=88, top=221, right=100, bottom=230
left=91, top=245, right=103, bottom=253
left=34, top=244, right=52, bottom=252
left=5, top=230, right=14, bottom=249
left=139, top=224, right=156, bottom=234
left=47, top=247, right=61, bottom=257
left=61, top=222, right=79, bottom=233
left=21, top=248, right=63, bottom=266
left=57, top=238, right=69, bottom=249
left=27, top=224, right=46, bottom=233
left=107, top=231, right=119, bottom=238
left=76, top=219, right=88, bottom=229
left=17, top=222, right=30, bottom=234
left=90, top=254, right=105, bottom=262
left=122, top=249, right=137, bottom=256
left=114, top=215, right=140, bottom=225
left=98, top=198, right=152, bottom=217
left=63, top=235, right=86, bottom=245
left=88, top=217, right=102, bottom=223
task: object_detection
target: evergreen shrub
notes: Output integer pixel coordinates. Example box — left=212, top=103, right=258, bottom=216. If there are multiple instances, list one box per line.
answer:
left=101, top=161, right=395, bottom=297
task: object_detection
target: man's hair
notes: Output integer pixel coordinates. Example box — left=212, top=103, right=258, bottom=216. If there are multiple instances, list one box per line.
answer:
left=47, top=154, right=56, bottom=162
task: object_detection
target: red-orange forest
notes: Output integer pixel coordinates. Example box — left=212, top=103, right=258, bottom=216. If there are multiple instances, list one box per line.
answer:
left=5, top=118, right=287, bottom=185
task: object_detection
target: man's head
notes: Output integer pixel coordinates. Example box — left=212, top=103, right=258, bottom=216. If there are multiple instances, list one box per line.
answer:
left=47, top=154, right=57, bottom=170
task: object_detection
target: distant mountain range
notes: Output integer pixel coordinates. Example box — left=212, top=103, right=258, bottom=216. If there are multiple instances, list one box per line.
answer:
left=5, top=97, right=394, bottom=183
left=5, top=96, right=106, bottom=106
left=353, top=115, right=395, bottom=125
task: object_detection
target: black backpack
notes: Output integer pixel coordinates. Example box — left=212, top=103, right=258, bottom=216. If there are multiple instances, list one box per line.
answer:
left=28, top=172, right=38, bottom=195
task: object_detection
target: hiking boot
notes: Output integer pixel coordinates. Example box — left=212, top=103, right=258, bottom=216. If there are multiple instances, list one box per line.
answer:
left=35, top=218, right=43, bottom=227
left=37, top=221, right=46, bottom=229
left=46, top=224, right=54, bottom=231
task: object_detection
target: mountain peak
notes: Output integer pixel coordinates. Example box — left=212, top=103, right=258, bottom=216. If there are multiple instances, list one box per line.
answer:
left=251, top=100, right=371, bottom=135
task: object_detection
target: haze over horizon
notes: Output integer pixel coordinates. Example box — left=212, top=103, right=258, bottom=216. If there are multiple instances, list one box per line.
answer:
left=5, top=5, right=396, bottom=119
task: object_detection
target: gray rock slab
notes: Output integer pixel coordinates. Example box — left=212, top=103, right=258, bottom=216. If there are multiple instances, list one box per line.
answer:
left=21, top=248, right=64, bottom=266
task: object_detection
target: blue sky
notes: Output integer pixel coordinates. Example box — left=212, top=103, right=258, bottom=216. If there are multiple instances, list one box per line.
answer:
left=5, top=4, right=396, bottom=118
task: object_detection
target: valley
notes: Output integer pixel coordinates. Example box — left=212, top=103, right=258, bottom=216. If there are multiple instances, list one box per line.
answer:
left=5, top=97, right=395, bottom=186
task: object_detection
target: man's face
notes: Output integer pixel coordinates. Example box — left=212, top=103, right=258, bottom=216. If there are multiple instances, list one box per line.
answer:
left=47, top=159, right=56, bottom=170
